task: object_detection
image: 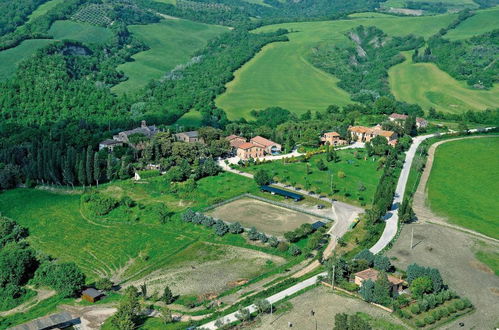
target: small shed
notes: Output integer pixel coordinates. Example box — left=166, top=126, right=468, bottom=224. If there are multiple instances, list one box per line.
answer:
left=82, top=288, right=105, bottom=303
left=260, top=185, right=304, bottom=201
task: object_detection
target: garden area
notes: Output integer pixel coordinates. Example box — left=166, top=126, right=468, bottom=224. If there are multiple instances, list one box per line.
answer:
left=237, top=148, right=383, bottom=206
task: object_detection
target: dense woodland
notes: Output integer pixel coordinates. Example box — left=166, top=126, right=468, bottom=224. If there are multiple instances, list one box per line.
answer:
left=0, top=0, right=49, bottom=36
left=309, top=25, right=424, bottom=103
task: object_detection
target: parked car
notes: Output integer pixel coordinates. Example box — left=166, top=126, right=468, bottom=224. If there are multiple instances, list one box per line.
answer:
left=317, top=204, right=325, bottom=209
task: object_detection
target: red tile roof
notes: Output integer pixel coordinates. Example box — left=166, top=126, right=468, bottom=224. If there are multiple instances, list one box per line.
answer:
left=355, top=268, right=404, bottom=285
left=251, top=136, right=278, bottom=147
left=238, top=142, right=262, bottom=150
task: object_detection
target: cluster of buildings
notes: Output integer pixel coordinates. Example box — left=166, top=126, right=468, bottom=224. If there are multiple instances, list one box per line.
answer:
left=226, top=135, right=282, bottom=160
left=99, top=120, right=159, bottom=151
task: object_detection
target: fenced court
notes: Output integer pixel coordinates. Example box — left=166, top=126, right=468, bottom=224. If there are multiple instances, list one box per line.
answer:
left=205, top=195, right=328, bottom=237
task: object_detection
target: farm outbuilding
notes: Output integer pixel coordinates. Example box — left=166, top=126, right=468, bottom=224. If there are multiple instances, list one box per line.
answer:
left=81, top=288, right=105, bottom=303
left=260, top=185, right=303, bottom=201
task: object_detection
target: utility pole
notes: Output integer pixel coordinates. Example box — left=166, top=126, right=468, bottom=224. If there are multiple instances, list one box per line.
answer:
left=332, top=264, right=335, bottom=289
left=410, top=227, right=414, bottom=250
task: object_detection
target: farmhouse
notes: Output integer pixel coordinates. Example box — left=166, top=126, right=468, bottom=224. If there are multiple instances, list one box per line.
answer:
left=354, top=268, right=404, bottom=295
left=226, top=134, right=247, bottom=150
left=321, top=131, right=348, bottom=146
left=389, top=113, right=428, bottom=128
left=348, top=126, right=398, bottom=145
left=99, top=120, right=158, bottom=151
left=98, top=139, right=123, bottom=151
left=81, top=288, right=105, bottom=303
left=237, top=142, right=265, bottom=160
left=175, top=130, right=202, bottom=143
left=250, top=136, right=282, bottom=154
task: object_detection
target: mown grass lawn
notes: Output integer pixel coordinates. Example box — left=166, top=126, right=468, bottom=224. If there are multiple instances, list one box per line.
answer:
left=112, top=19, right=228, bottom=94
left=0, top=172, right=288, bottom=283
left=240, top=148, right=383, bottom=205
left=427, top=137, right=499, bottom=239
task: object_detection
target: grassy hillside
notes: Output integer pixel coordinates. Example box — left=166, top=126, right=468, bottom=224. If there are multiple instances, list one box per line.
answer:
left=427, top=137, right=499, bottom=239
left=112, top=19, right=228, bottom=94
left=445, top=6, right=499, bottom=40
left=48, top=20, right=113, bottom=44
left=0, top=173, right=287, bottom=285
left=0, top=39, right=52, bottom=81
left=216, top=13, right=455, bottom=119
left=389, top=52, right=499, bottom=113
left=26, top=0, right=65, bottom=23
left=381, top=0, right=478, bottom=9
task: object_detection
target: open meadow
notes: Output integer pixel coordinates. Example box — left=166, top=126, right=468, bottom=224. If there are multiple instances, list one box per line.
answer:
left=444, top=6, right=499, bottom=40
left=112, top=19, right=228, bottom=94
left=426, top=137, right=499, bottom=239
left=216, top=12, right=456, bottom=119
left=239, top=148, right=383, bottom=206
left=206, top=197, right=324, bottom=237
left=0, top=173, right=293, bottom=296
left=389, top=52, right=499, bottom=114
left=48, top=20, right=114, bottom=45
left=26, top=0, right=66, bottom=23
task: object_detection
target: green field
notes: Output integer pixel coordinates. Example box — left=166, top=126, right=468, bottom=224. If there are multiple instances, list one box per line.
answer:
left=381, top=0, right=478, bottom=9
left=389, top=52, right=499, bottom=114
left=216, top=13, right=456, bottom=120
left=27, top=0, right=66, bottom=23
left=0, top=39, right=52, bottom=80
left=173, top=110, right=203, bottom=128
left=240, top=148, right=383, bottom=205
left=427, top=137, right=499, bottom=239
left=445, top=6, right=499, bottom=40
left=0, top=173, right=287, bottom=285
left=48, top=20, right=113, bottom=44
left=112, top=19, right=227, bottom=94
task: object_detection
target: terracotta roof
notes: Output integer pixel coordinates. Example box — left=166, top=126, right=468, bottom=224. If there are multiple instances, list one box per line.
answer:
left=238, top=142, right=261, bottom=150
left=389, top=113, right=408, bottom=120
left=348, top=126, right=370, bottom=133
left=251, top=136, right=278, bottom=147
left=355, top=268, right=404, bottom=285
left=324, top=131, right=340, bottom=137
left=230, top=139, right=246, bottom=148
left=416, top=118, right=427, bottom=123
left=375, top=129, right=396, bottom=138
left=225, top=134, right=241, bottom=141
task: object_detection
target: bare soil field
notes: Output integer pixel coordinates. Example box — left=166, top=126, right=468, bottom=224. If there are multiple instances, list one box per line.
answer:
left=387, top=223, right=499, bottom=329
left=252, top=286, right=406, bottom=329
left=126, top=242, right=285, bottom=297
left=206, top=198, right=323, bottom=237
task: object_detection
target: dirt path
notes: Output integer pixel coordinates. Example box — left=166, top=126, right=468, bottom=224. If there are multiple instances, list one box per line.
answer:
left=0, top=288, right=56, bottom=317
left=61, top=304, right=117, bottom=330
left=413, top=135, right=499, bottom=244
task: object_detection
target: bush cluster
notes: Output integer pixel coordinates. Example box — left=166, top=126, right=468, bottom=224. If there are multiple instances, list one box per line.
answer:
left=82, top=193, right=119, bottom=216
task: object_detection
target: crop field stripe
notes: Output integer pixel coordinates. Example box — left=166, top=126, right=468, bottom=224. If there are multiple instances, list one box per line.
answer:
left=48, top=20, right=113, bottom=44
left=0, top=40, right=53, bottom=81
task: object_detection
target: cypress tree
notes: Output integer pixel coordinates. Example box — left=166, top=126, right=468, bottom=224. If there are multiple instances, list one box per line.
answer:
left=93, top=152, right=101, bottom=186
left=86, top=146, right=93, bottom=186
left=106, top=153, right=113, bottom=182
left=77, top=152, right=86, bottom=187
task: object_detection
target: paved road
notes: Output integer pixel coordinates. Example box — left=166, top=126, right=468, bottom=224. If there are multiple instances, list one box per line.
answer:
left=200, top=273, right=326, bottom=329
left=369, top=128, right=495, bottom=254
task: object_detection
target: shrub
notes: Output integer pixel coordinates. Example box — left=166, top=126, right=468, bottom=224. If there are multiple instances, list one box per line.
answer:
left=338, top=171, right=346, bottom=178
left=431, top=310, right=440, bottom=320
left=277, top=241, right=289, bottom=252
left=83, top=193, right=118, bottom=216
left=454, top=300, right=465, bottom=310
left=268, top=236, right=279, bottom=247
left=138, top=170, right=160, bottom=179
left=461, top=298, right=472, bottom=308
left=410, top=303, right=421, bottom=315
left=441, top=290, right=451, bottom=301
left=213, top=221, right=229, bottom=236
left=447, top=305, right=456, bottom=313
left=182, top=209, right=195, bottom=222
left=424, top=315, right=435, bottom=324
left=288, top=245, right=302, bottom=256
left=120, top=196, right=135, bottom=208
left=441, top=307, right=449, bottom=317
left=338, top=281, right=359, bottom=292
left=415, top=319, right=425, bottom=328
left=248, top=227, right=259, bottom=240
left=258, top=233, right=268, bottom=243
left=201, top=216, right=215, bottom=227
left=95, top=278, right=113, bottom=291
left=33, top=262, right=85, bottom=297
left=229, top=222, right=244, bottom=234
left=419, top=299, right=429, bottom=312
